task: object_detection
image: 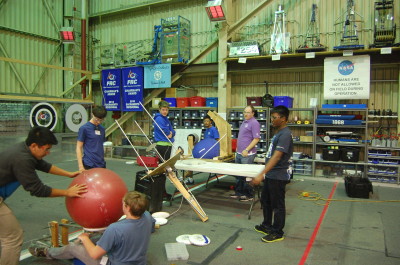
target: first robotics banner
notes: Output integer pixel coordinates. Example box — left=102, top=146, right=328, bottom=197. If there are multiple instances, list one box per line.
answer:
left=122, top=67, right=144, bottom=112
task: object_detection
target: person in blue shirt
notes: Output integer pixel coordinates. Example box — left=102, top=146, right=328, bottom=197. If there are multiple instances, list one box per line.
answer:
left=29, top=191, right=156, bottom=265
left=152, top=100, right=175, bottom=211
left=76, top=106, right=107, bottom=171
left=0, top=126, right=87, bottom=265
left=203, top=115, right=220, bottom=140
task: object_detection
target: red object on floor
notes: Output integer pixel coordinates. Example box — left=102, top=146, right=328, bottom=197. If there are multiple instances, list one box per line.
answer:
left=65, top=168, right=128, bottom=229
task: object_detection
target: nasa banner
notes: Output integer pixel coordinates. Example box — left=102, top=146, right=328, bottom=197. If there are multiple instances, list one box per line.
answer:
left=102, top=69, right=121, bottom=110
left=121, top=67, right=144, bottom=111
left=143, top=64, right=171, bottom=89
left=324, top=55, right=370, bottom=99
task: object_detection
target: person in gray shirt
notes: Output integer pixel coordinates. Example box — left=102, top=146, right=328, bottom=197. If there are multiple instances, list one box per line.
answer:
left=0, top=126, right=87, bottom=265
left=251, top=105, right=293, bottom=243
left=29, top=191, right=156, bottom=265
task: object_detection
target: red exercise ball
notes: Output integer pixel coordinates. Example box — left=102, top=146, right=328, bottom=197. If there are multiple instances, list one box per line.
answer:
left=65, top=168, right=128, bottom=230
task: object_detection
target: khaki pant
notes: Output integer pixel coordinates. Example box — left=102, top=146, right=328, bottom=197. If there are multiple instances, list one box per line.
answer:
left=0, top=197, right=24, bottom=265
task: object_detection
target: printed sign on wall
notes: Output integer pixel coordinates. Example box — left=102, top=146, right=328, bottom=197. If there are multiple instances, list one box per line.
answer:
left=102, top=69, right=121, bottom=110
left=122, top=67, right=144, bottom=111
left=144, top=64, right=171, bottom=89
left=324, top=55, right=370, bottom=99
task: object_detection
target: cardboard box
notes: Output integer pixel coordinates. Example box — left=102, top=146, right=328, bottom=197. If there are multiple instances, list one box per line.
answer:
left=300, top=136, right=313, bottom=142
left=166, top=87, right=177, bottom=98
left=152, top=98, right=162, bottom=108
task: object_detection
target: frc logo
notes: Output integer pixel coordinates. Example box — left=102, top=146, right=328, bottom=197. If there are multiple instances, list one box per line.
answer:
left=338, top=60, right=355, bottom=75
left=127, top=70, right=138, bottom=85
left=106, top=72, right=116, bottom=86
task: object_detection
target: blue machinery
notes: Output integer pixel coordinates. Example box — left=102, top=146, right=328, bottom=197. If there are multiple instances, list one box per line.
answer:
left=296, top=4, right=326, bottom=53
left=138, top=16, right=191, bottom=65
left=334, top=0, right=364, bottom=50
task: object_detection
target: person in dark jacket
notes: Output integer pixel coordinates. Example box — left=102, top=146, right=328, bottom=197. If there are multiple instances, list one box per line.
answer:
left=0, top=126, right=87, bottom=265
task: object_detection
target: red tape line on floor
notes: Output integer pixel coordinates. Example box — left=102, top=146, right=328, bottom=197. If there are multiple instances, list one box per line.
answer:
left=298, top=181, right=338, bottom=265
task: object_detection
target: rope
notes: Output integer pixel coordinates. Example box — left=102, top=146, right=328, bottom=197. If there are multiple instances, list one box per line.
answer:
left=298, top=191, right=400, bottom=206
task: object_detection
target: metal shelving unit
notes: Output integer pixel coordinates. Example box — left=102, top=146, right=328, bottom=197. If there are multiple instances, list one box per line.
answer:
left=313, top=108, right=369, bottom=178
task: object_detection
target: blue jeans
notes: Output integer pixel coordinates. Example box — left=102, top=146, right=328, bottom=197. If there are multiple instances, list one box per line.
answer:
left=234, top=153, right=256, bottom=197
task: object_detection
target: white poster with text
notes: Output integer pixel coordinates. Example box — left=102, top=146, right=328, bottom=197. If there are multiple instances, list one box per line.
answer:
left=324, top=55, right=370, bottom=99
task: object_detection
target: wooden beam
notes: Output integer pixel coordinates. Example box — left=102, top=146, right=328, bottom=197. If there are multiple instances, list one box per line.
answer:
left=0, top=94, right=93, bottom=104
left=0, top=56, right=92, bottom=75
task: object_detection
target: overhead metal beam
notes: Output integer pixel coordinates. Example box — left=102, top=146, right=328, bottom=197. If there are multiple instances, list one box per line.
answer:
left=89, top=0, right=186, bottom=19
left=0, top=26, right=59, bottom=42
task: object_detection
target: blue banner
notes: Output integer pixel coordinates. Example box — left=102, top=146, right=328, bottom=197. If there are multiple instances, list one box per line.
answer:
left=102, top=69, right=121, bottom=110
left=121, top=67, right=144, bottom=111
left=144, top=64, right=171, bottom=89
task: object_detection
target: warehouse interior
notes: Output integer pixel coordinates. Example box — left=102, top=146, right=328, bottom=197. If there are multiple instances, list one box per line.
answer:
left=0, top=0, right=400, bottom=264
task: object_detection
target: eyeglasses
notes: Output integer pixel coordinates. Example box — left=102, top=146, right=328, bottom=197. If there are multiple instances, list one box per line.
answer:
left=93, top=117, right=104, bottom=123
left=271, top=116, right=283, bottom=120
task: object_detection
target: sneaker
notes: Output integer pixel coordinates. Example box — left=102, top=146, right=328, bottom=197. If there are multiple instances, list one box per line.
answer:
left=229, top=193, right=240, bottom=199
left=184, top=177, right=194, bottom=185
left=239, top=196, right=254, bottom=202
left=254, top=224, right=272, bottom=235
left=29, top=246, right=48, bottom=257
left=261, top=233, right=284, bottom=243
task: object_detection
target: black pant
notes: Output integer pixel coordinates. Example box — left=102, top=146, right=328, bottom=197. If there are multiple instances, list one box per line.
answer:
left=155, top=145, right=172, bottom=162
left=261, top=178, right=288, bottom=236
left=150, top=144, right=172, bottom=212
left=83, top=164, right=106, bottom=170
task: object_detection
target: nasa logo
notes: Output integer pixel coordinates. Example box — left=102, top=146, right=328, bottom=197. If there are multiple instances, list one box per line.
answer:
left=338, top=60, right=355, bottom=75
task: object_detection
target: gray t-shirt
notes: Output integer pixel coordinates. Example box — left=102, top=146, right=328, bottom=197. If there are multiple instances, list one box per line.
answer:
left=265, top=127, right=293, bottom=180
left=97, top=211, right=155, bottom=265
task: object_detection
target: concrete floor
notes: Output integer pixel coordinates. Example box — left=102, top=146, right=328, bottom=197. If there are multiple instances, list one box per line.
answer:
left=3, top=144, right=400, bottom=265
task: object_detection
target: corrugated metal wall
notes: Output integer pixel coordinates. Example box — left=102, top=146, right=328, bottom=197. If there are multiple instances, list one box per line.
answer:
left=89, top=0, right=399, bottom=66
left=0, top=0, right=64, bottom=96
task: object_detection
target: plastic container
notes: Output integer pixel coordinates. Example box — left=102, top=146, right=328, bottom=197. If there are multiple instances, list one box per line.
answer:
left=273, top=96, right=294, bottom=108
left=246, top=97, right=262, bottom=106
left=163, top=97, right=177, bottom=107
left=190, top=96, right=206, bottom=107
left=231, top=138, right=237, bottom=151
left=137, top=156, right=158, bottom=167
left=206, top=97, right=218, bottom=108
left=322, top=148, right=340, bottom=161
left=340, top=147, right=360, bottom=162
left=176, top=97, right=190, bottom=108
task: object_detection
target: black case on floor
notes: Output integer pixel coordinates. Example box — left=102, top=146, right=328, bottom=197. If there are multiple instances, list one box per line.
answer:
left=135, top=170, right=166, bottom=213
left=344, top=176, right=373, bottom=199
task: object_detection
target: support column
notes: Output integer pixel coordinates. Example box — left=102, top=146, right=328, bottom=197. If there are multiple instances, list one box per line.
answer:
left=217, top=0, right=233, bottom=116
